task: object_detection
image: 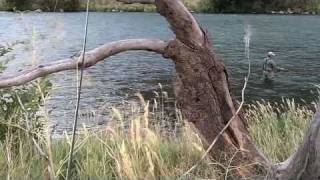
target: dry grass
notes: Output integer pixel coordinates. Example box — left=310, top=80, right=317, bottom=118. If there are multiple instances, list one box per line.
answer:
left=0, top=80, right=317, bottom=179
left=0, top=85, right=219, bottom=179
left=247, top=99, right=315, bottom=163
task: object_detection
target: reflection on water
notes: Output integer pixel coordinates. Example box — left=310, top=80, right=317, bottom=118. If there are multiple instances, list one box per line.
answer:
left=0, top=12, right=319, bottom=132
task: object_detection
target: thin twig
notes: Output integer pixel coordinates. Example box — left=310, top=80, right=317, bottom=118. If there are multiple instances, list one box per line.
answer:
left=66, top=1, right=90, bottom=179
left=225, top=150, right=241, bottom=180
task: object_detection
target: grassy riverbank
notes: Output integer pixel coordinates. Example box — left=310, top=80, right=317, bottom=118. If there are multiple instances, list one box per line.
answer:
left=0, top=0, right=212, bottom=12
left=79, top=0, right=213, bottom=12
left=0, top=78, right=315, bottom=179
left=1, top=0, right=319, bottom=14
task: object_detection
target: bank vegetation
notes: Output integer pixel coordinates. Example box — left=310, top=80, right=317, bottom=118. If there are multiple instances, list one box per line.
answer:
left=0, top=78, right=315, bottom=179
left=0, top=0, right=319, bottom=14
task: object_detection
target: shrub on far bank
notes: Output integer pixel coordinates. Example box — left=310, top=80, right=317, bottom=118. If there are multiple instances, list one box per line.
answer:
left=1, top=0, right=319, bottom=13
left=2, top=0, right=81, bottom=11
left=4, top=0, right=30, bottom=10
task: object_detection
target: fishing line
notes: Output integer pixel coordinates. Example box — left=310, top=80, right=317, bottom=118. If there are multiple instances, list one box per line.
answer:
left=66, top=0, right=90, bottom=179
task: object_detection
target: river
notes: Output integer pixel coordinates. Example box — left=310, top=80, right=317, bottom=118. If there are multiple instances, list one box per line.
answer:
left=0, top=12, right=319, bottom=132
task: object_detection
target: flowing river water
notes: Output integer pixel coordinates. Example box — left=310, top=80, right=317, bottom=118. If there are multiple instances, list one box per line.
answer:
left=0, top=12, right=319, bottom=133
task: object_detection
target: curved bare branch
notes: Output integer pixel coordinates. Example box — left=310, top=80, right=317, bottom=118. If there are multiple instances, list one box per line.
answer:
left=0, top=39, right=168, bottom=88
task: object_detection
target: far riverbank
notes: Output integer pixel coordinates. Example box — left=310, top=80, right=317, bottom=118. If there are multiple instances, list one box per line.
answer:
left=0, top=0, right=319, bottom=14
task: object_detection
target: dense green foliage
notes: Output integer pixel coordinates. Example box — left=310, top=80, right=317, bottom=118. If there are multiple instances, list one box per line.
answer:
left=0, top=79, right=52, bottom=141
left=79, top=0, right=156, bottom=12
left=5, top=0, right=29, bottom=10
left=211, top=0, right=320, bottom=13
left=1, top=0, right=81, bottom=11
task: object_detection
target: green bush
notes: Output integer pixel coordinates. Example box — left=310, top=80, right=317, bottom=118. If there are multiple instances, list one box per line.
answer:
left=3, top=0, right=81, bottom=11
left=0, top=79, right=52, bottom=141
left=5, top=0, right=30, bottom=10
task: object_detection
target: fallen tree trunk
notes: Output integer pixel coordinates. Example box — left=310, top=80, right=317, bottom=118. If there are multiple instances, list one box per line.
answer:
left=1, top=0, right=320, bottom=179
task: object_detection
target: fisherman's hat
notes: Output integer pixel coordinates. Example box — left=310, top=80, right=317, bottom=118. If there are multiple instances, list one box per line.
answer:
left=267, top=52, right=276, bottom=57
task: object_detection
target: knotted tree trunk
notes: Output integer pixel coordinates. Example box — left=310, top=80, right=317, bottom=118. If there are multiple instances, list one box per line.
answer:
left=1, top=0, right=320, bottom=179
left=156, top=0, right=269, bottom=176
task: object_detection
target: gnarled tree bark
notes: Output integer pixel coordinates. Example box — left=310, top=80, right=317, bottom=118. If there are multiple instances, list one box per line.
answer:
left=156, top=0, right=270, bottom=177
left=1, top=0, right=320, bottom=179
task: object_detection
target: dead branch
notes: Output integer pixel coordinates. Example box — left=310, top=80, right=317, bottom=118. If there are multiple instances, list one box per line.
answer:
left=0, top=39, right=167, bottom=88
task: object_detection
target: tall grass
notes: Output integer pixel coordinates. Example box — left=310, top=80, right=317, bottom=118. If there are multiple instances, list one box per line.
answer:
left=0, top=85, right=219, bottom=179
left=247, top=99, right=315, bottom=163
left=0, top=76, right=317, bottom=179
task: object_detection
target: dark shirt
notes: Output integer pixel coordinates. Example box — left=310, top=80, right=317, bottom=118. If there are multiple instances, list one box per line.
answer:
left=263, top=57, right=282, bottom=72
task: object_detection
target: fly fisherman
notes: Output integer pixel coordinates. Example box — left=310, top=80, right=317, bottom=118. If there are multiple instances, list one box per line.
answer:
left=262, top=52, right=287, bottom=81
